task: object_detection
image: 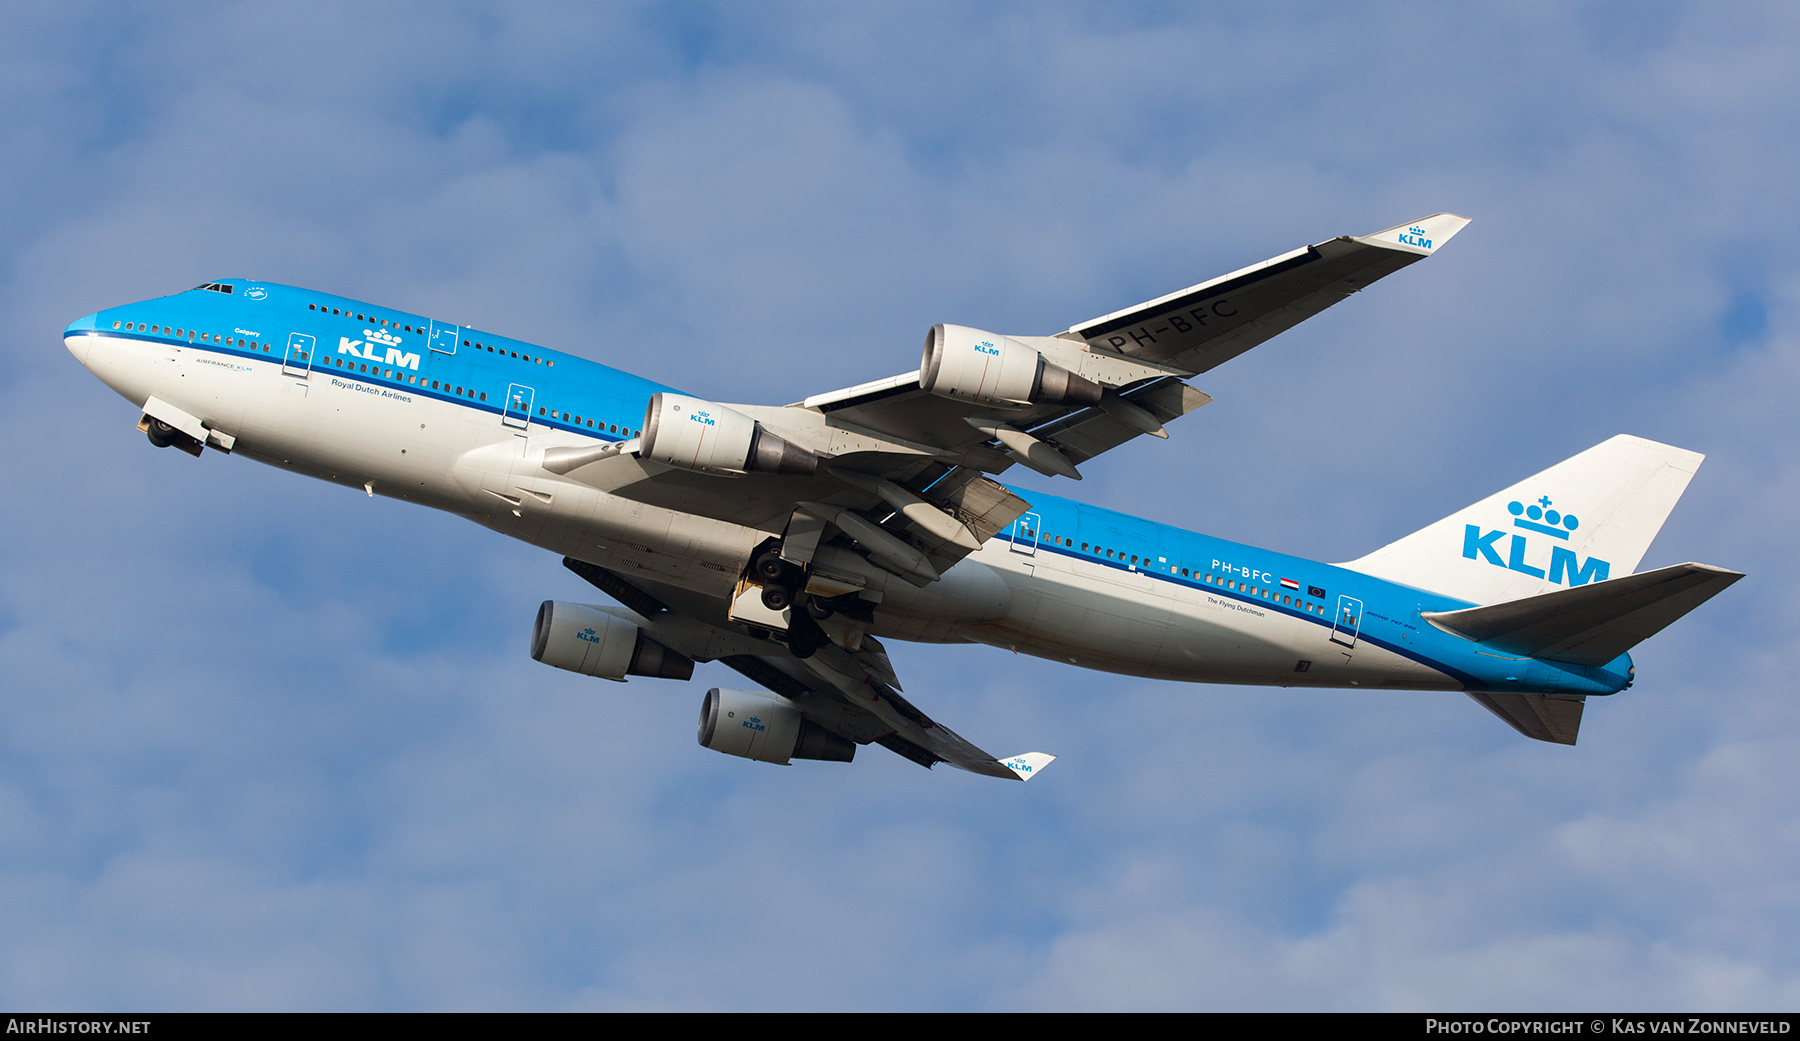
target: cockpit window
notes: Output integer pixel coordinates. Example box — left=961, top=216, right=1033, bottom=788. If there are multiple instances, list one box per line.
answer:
left=191, top=282, right=235, bottom=294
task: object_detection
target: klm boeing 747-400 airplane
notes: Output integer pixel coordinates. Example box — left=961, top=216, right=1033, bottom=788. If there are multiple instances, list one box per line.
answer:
left=64, top=214, right=1742, bottom=779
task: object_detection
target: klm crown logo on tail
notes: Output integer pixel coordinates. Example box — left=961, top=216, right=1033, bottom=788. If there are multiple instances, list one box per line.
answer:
left=1343, top=434, right=1700, bottom=607
left=1462, top=495, right=1609, bottom=586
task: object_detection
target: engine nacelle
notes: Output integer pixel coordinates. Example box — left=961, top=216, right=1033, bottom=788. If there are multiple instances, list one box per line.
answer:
left=919, top=324, right=1101, bottom=409
left=531, top=601, right=695, bottom=681
left=640, top=393, right=817, bottom=476
left=697, top=688, right=856, bottom=764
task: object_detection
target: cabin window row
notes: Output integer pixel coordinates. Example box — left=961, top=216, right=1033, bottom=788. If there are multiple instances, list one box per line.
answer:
left=306, top=303, right=423, bottom=335
left=1039, top=531, right=1328, bottom=615
left=535, top=407, right=638, bottom=436
left=1197, top=572, right=1328, bottom=613
left=112, top=320, right=273, bottom=353
left=1052, top=534, right=1161, bottom=568
left=466, top=340, right=552, bottom=366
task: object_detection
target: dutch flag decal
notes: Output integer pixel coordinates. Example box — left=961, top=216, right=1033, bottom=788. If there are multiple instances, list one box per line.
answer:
left=1280, top=578, right=1299, bottom=591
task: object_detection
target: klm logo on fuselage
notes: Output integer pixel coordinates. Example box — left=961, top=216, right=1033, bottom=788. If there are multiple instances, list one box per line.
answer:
left=1398, top=225, right=1435, bottom=250
left=1462, top=495, right=1609, bottom=586
left=338, top=328, right=419, bottom=371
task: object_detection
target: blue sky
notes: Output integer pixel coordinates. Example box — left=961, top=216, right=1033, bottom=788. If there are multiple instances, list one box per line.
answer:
left=2, top=2, right=1797, bottom=1010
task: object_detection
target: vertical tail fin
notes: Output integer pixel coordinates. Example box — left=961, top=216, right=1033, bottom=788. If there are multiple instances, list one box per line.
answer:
left=1339, top=435, right=1704, bottom=605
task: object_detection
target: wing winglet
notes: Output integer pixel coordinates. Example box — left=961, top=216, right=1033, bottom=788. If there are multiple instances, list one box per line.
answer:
left=1352, top=212, right=1471, bottom=256
left=1000, top=753, right=1056, bottom=780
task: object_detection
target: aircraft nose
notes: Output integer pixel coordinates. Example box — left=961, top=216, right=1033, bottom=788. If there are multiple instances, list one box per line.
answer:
left=64, top=312, right=100, bottom=366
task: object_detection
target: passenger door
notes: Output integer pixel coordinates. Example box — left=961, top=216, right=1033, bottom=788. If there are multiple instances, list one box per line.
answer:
left=1330, top=595, right=1363, bottom=648
left=503, top=383, right=534, bottom=430
left=429, top=320, right=458, bottom=356
left=1009, top=512, right=1041, bottom=556
left=282, top=332, right=315, bottom=377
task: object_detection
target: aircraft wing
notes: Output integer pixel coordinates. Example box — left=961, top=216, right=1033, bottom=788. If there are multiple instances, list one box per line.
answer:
left=762, top=213, right=1467, bottom=480
left=1065, top=212, right=1471, bottom=375
left=563, top=558, right=1053, bottom=780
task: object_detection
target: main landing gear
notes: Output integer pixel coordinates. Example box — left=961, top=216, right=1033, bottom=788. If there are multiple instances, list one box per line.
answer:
left=753, top=548, right=796, bottom=611
left=743, top=545, right=869, bottom=660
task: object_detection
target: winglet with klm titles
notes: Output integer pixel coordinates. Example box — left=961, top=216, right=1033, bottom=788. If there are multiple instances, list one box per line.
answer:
left=1000, top=753, right=1056, bottom=780
left=1354, top=212, right=1472, bottom=255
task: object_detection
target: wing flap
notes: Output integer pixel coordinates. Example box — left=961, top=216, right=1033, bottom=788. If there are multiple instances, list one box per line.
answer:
left=913, top=467, right=1032, bottom=544
left=1028, top=378, right=1213, bottom=465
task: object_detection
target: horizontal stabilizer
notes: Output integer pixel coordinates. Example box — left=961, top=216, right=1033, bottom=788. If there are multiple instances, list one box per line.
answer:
left=1423, top=562, right=1744, bottom=666
left=1466, top=692, right=1586, bottom=745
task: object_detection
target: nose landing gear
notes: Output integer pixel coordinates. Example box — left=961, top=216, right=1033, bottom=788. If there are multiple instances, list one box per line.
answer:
left=139, top=414, right=204, bottom=457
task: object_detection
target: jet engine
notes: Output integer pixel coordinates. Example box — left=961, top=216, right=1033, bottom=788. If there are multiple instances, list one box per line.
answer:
left=530, top=601, right=695, bottom=681
left=640, top=393, right=817, bottom=476
left=918, top=324, right=1102, bottom=409
left=697, top=687, right=856, bottom=764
